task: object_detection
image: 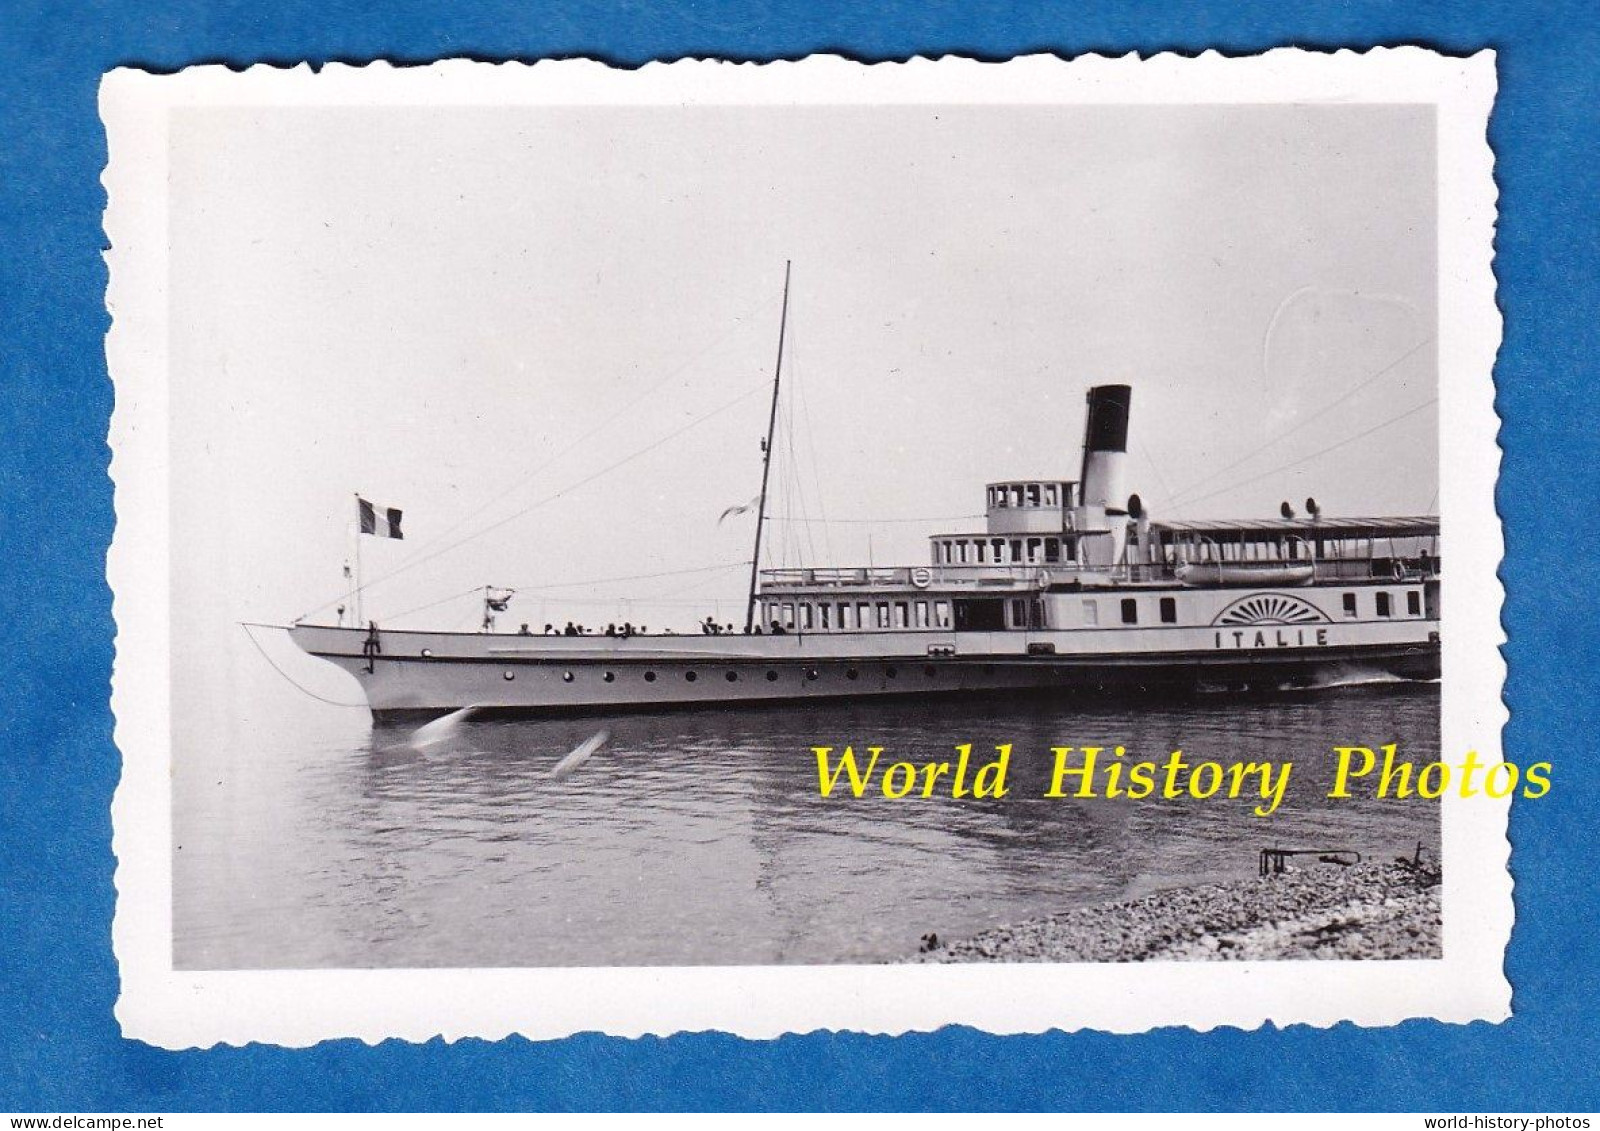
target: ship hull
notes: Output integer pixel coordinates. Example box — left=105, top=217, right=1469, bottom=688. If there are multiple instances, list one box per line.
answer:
left=288, top=622, right=1439, bottom=722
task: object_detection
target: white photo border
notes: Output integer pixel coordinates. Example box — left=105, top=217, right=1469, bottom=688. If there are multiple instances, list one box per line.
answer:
left=104, top=49, right=1508, bottom=1048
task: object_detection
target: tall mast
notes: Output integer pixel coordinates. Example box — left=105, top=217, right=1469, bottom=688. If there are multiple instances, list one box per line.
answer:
left=745, top=260, right=792, bottom=633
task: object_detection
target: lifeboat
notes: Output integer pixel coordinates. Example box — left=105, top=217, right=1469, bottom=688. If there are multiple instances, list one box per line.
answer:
left=1175, top=561, right=1315, bottom=588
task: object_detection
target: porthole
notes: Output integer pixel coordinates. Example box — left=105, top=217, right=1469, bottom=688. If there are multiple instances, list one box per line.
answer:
left=765, top=670, right=779, bottom=682
left=562, top=671, right=574, bottom=683
left=725, top=670, right=738, bottom=682
left=644, top=671, right=657, bottom=683
left=845, top=668, right=859, bottom=680
left=685, top=671, right=698, bottom=682
left=503, top=671, right=515, bottom=681
left=603, top=671, right=615, bottom=683
left=924, top=665, right=937, bottom=678
left=421, top=648, right=432, bottom=658
left=806, top=668, right=820, bottom=681
left=885, top=666, right=898, bottom=679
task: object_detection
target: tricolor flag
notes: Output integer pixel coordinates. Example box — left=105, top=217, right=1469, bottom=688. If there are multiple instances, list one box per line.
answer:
left=358, top=497, right=404, bottom=539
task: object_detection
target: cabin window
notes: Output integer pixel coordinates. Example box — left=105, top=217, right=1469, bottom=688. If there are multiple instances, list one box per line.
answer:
left=857, top=602, right=872, bottom=630
left=1027, top=538, right=1042, bottom=563
left=914, top=600, right=929, bottom=628
left=987, top=486, right=997, bottom=508
left=781, top=603, right=796, bottom=629
left=876, top=603, right=891, bottom=629
left=955, top=541, right=968, bottom=564
left=1121, top=598, right=1138, bottom=625
left=933, top=600, right=952, bottom=628
left=954, top=599, right=1007, bottom=631
left=819, top=603, right=832, bottom=630
left=893, top=602, right=909, bottom=629
left=1044, top=484, right=1059, bottom=507
left=1044, top=538, right=1061, bottom=563
left=1026, top=484, right=1041, bottom=506
left=1407, top=591, right=1422, bottom=616
left=974, top=541, right=986, bottom=563
left=800, top=604, right=814, bottom=630
left=992, top=538, right=1005, bottom=563
left=1160, top=596, right=1177, bottom=624
left=1010, top=598, right=1027, bottom=627
left=1010, top=539, right=1022, bottom=563
left=1083, top=599, right=1098, bottom=626
left=1010, top=486, right=1023, bottom=507
left=1376, top=592, right=1393, bottom=618
left=838, top=603, right=854, bottom=631
left=1342, top=593, right=1358, bottom=618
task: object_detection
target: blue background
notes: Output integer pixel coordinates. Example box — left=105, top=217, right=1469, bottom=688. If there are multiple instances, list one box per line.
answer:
left=2, top=1, right=1596, bottom=1113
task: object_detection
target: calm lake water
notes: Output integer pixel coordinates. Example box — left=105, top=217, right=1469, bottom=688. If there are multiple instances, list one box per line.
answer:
left=173, top=678, right=1440, bottom=968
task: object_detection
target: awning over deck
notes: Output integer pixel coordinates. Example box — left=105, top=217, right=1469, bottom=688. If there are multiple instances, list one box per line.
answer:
left=1151, top=517, right=1439, bottom=540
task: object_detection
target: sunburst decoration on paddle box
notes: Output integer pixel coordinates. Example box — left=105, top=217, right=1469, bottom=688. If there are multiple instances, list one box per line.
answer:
left=1212, top=593, right=1331, bottom=627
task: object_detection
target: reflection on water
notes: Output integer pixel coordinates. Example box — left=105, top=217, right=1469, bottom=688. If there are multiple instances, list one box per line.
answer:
left=174, top=683, right=1440, bottom=968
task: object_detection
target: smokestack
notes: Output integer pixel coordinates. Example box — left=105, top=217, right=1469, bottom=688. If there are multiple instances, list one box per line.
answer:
left=1080, top=385, right=1132, bottom=514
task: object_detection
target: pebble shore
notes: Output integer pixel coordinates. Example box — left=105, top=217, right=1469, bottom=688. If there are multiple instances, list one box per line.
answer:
left=918, top=859, right=1442, bottom=963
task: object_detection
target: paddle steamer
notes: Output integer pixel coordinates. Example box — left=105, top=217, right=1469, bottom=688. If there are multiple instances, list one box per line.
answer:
left=288, top=377, right=1440, bottom=720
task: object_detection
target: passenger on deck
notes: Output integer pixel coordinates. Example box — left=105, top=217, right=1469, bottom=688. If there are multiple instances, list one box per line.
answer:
left=605, top=624, right=617, bottom=637
left=770, top=620, right=786, bottom=635
left=543, top=624, right=555, bottom=635
left=518, top=623, right=531, bottom=635
left=563, top=621, right=577, bottom=636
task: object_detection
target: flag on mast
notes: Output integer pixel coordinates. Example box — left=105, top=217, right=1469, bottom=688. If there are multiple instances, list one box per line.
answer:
left=357, top=497, right=404, bottom=539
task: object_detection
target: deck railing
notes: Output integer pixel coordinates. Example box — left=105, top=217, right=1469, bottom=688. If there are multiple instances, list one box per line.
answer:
left=760, top=564, right=1050, bottom=589
left=762, top=557, right=1442, bottom=590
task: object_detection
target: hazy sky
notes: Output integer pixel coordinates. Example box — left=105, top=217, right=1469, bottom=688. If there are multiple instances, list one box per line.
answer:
left=168, top=102, right=1437, bottom=649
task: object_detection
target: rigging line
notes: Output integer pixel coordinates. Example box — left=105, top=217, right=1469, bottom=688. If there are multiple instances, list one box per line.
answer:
left=496, top=595, right=747, bottom=608
left=783, top=315, right=817, bottom=565
left=1425, top=485, right=1440, bottom=515
left=298, top=378, right=773, bottom=621
left=634, top=560, right=750, bottom=602
left=1138, top=434, right=1183, bottom=521
left=352, top=305, right=765, bottom=593
left=1162, top=334, right=1435, bottom=509
left=780, top=389, right=814, bottom=564
left=792, top=334, right=834, bottom=562
left=239, top=624, right=367, bottom=709
left=500, top=560, right=753, bottom=591
left=380, top=584, right=490, bottom=624
left=764, top=514, right=986, bottom=525
left=1175, top=396, right=1439, bottom=511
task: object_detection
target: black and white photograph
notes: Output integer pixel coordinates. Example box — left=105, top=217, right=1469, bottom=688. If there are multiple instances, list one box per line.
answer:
left=103, top=52, right=1508, bottom=1044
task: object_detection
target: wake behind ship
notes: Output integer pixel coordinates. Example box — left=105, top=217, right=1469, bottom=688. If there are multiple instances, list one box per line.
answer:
left=287, top=381, right=1441, bottom=721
